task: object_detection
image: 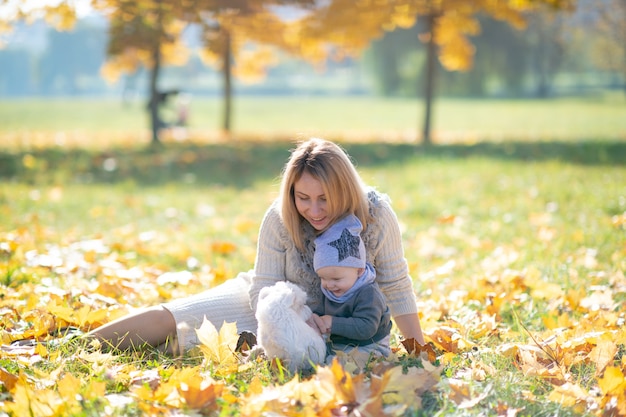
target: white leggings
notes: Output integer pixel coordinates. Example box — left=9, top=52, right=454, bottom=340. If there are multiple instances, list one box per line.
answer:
left=162, top=273, right=257, bottom=351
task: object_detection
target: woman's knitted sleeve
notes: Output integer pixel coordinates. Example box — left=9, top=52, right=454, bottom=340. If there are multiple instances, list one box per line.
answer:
left=370, top=199, right=419, bottom=318
left=248, top=205, right=288, bottom=312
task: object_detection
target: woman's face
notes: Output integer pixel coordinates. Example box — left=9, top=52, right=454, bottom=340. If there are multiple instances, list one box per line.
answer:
left=294, top=171, right=331, bottom=231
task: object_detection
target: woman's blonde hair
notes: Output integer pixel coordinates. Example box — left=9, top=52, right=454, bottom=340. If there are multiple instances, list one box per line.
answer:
left=280, top=138, right=370, bottom=251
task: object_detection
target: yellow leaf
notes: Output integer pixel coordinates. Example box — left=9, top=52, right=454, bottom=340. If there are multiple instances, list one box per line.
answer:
left=381, top=364, right=441, bottom=409
left=529, top=281, right=564, bottom=300
left=547, top=382, right=589, bottom=410
left=247, top=375, right=264, bottom=395
left=48, top=303, right=109, bottom=328
left=211, top=241, right=238, bottom=256
left=580, top=288, right=616, bottom=311
left=401, top=338, right=438, bottom=362
left=598, top=366, right=626, bottom=396
left=0, top=366, right=19, bottom=390
left=447, top=378, right=488, bottom=408
left=35, top=342, right=48, bottom=358
left=221, top=391, right=239, bottom=404
left=57, top=373, right=81, bottom=408
left=43, top=3, right=76, bottom=31
left=179, top=378, right=223, bottom=411
left=195, top=319, right=239, bottom=375
left=588, top=340, right=618, bottom=376
left=5, top=379, right=64, bottom=417
left=85, top=379, right=106, bottom=401
left=425, top=326, right=475, bottom=353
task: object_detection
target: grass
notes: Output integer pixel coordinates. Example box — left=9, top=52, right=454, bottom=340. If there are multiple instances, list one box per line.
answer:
left=1, top=94, right=625, bottom=148
left=0, top=96, right=625, bottom=415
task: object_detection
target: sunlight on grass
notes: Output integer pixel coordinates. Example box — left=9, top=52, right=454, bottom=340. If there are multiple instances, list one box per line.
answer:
left=0, top=140, right=624, bottom=416
left=1, top=95, right=625, bottom=149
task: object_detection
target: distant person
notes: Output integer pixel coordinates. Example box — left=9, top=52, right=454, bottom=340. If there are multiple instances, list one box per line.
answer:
left=149, top=89, right=180, bottom=129
left=313, top=214, right=392, bottom=362
left=175, top=93, right=191, bottom=127
left=172, top=93, right=191, bottom=141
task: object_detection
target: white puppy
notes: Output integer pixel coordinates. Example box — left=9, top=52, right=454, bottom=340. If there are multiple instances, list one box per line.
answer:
left=255, top=281, right=327, bottom=372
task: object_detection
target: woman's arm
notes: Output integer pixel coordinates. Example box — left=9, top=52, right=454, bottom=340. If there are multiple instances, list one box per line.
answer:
left=248, top=205, right=288, bottom=311
left=394, top=313, right=425, bottom=345
left=367, top=196, right=425, bottom=344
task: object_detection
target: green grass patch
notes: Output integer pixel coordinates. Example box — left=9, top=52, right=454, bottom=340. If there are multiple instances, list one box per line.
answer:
left=0, top=139, right=624, bottom=416
left=1, top=95, right=625, bottom=149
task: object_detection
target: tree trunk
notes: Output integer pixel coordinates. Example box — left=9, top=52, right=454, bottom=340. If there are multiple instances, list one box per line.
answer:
left=222, top=30, right=232, bottom=133
left=148, top=46, right=162, bottom=145
left=421, top=13, right=438, bottom=146
left=148, top=2, right=164, bottom=146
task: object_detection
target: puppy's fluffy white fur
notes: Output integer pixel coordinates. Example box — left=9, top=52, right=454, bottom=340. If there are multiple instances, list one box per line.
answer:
left=255, top=281, right=327, bottom=372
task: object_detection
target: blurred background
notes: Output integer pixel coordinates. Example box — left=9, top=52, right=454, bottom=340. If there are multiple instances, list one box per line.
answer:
left=0, top=0, right=624, bottom=146
left=2, top=1, right=623, bottom=99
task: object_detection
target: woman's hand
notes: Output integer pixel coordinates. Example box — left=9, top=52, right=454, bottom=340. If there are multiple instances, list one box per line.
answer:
left=307, top=313, right=329, bottom=335
left=394, top=313, right=426, bottom=345
left=308, top=313, right=332, bottom=334
left=318, top=315, right=333, bottom=334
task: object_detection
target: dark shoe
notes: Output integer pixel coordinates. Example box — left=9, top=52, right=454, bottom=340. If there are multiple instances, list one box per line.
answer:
left=236, top=331, right=257, bottom=353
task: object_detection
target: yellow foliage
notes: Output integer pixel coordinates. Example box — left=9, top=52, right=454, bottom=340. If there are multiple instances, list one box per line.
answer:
left=425, top=325, right=476, bottom=353
left=4, top=377, right=64, bottom=417
left=379, top=364, right=441, bottom=409
left=211, top=240, right=238, bottom=256
left=43, top=3, right=77, bottom=31
left=0, top=366, right=19, bottom=391
left=161, top=39, right=190, bottom=66
left=547, top=382, right=589, bottom=411
left=195, top=319, right=240, bottom=376
left=447, top=378, right=488, bottom=408
left=178, top=377, right=223, bottom=410
left=436, top=26, right=476, bottom=70
left=598, top=366, right=626, bottom=396
left=233, top=46, right=279, bottom=84
left=588, top=339, right=618, bottom=377
left=101, top=57, right=136, bottom=84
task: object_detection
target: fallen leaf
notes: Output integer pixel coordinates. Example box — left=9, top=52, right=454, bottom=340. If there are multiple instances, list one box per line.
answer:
left=195, top=319, right=240, bottom=375
left=588, top=339, right=618, bottom=376
left=401, top=338, right=438, bottom=362
left=179, top=377, right=223, bottom=411
left=598, top=366, right=626, bottom=397
left=0, top=366, right=19, bottom=390
left=547, top=382, right=589, bottom=410
left=447, top=378, right=489, bottom=409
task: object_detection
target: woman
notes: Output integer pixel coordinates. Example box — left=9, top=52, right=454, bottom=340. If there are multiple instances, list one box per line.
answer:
left=88, top=138, right=425, bottom=354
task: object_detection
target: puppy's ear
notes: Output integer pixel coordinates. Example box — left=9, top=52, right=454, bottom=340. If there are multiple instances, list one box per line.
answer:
left=290, top=286, right=306, bottom=307
left=282, top=289, right=296, bottom=308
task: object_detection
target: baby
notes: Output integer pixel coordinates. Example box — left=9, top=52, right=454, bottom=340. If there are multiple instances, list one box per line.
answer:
left=313, top=214, right=392, bottom=361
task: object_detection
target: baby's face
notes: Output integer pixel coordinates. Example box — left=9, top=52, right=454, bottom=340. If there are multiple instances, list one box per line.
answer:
left=318, top=266, right=362, bottom=297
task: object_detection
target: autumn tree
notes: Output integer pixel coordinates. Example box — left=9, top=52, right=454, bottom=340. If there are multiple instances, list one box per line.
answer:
left=294, top=0, right=577, bottom=145
left=0, top=1, right=78, bottom=40
left=97, top=0, right=315, bottom=141
left=1, top=0, right=183, bottom=144
left=2, top=0, right=315, bottom=143
left=93, top=0, right=190, bottom=145
left=580, top=0, right=626, bottom=95
left=176, top=0, right=315, bottom=134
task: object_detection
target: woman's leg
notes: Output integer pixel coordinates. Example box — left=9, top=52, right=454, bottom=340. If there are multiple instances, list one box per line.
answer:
left=87, top=305, right=177, bottom=353
left=163, top=273, right=257, bottom=351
